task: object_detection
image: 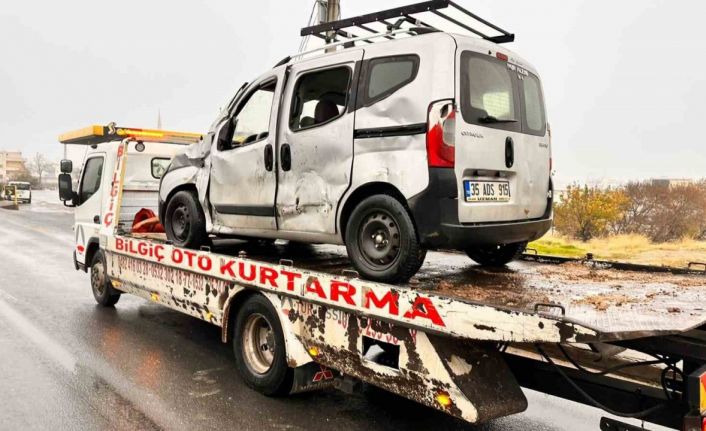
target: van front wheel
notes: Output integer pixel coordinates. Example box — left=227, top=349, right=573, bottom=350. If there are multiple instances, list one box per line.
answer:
left=345, top=195, right=426, bottom=283
left=465, top=242, right=527, bottom=267
left=164, top=190, right=209, bottom=249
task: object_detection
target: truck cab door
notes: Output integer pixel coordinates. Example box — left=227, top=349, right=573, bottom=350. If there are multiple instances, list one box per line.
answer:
left=276, top=49, right=363, bottom=235
left=209, top=71, right=284, bottom=232
left=74, top=154, right=106, bottom=267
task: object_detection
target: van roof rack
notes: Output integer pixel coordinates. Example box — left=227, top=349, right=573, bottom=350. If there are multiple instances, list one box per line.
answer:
left=300, top=0, right=514, bottom=46
left=59, top=123, right=202, bottom=146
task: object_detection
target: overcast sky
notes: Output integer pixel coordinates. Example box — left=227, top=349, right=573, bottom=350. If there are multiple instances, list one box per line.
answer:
left=1, top=0, right=704, bottom=184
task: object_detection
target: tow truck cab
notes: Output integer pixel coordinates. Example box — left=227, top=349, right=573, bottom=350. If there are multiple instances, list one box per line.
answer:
left=57, top=125, right=200, bottom=271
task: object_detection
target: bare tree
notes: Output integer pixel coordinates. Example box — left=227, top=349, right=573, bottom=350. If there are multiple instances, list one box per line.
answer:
left=26, top=153, right=56, bottom=188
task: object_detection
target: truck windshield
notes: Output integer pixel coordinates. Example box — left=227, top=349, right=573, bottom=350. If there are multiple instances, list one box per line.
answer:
left=10, top=183, right=30, bottom=190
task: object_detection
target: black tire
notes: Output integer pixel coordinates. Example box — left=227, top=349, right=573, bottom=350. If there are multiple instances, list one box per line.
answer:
left=164, top=190, right=209, bottom=249
left=233, top=294, right=293, bottom=396
left=465, top=242, right=527, bottom=267
left=90, top=250, right=121, bottom=306
left=345, top=195, right=426, bottom=283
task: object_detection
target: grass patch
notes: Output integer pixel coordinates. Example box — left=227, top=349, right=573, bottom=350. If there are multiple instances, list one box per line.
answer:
left=529, top=233, right=706, bottom=268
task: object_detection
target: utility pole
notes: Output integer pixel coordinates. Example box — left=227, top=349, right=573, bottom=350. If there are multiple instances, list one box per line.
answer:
left=325, top=0, right=340, bottom=24
left=321, top=0, right=340, bottom=52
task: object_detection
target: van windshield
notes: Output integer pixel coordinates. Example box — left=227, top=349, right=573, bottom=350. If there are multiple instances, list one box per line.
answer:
left=10, top=183, right=30, bottom=190
left=460, top=51, right=546, bottom=136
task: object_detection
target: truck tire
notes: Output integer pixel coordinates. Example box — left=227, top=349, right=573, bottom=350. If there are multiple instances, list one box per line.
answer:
left=164, top=190, right=209, bottom=249
left=233, top=294, right=293, bottom=396
left=90, top=250, right=121, bottom=306
left=465, top=242, right=527, bottom=267
left=345, top=195, right=426, bottom=283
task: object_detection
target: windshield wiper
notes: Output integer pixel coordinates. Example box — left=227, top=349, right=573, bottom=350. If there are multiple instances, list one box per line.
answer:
left=479, top=115, right=518, bottom=124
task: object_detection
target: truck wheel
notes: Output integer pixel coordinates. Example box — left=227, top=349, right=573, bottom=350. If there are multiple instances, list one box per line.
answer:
left=465, top=242, right=527, bottom=267
left=233, top=295, right=293, bottom=396
left=164, top=190, right=209, bottom=249
left=90, top=250, right=121, bottom=306
left=345, top=195, right=426, bottom=283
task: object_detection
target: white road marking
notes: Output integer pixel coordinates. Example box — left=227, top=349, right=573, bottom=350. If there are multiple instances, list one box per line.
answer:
left=0, top=297, right=77, bottom=374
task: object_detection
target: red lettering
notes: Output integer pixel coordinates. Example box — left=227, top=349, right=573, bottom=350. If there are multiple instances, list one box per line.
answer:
left=364, top=289, right=399, bottom=315
left=281, top=270, right=301, bottom=291
left=198, top=255, right=212, bottom=271
left=239, top=262, right=256, bottom=282
left=183, top=250, right=196, bottom=267
left=330, top=281, right=356, bottom=306
left=220, top=259, right=235, bottom=277
left=403, top=297, right=445, bottom=327
left=259, top=267, right=279, bottom=288
left=103, top=213, right=113, bottom=227
left=172, top=249, right=183, bottom=264
left=305, top=278, right=327, bottom=299
left=154, top=245, right=165, bottom=262
left=137, top=242, right=148, bottom=256
left=128, top=240, right=138, bottom=254
left=115, top=238, right=124, bottom=251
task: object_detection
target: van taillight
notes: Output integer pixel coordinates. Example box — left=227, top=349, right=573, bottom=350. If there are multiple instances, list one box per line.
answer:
left=427, top=100, right=456, bottom=168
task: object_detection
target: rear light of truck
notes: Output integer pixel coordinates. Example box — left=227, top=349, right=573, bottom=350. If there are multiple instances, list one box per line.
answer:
left=427, top=100, right=456, bottom=168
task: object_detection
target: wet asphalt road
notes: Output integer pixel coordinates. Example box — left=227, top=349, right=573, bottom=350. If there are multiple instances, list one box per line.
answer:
left=0, top=191, right=665, bottom=431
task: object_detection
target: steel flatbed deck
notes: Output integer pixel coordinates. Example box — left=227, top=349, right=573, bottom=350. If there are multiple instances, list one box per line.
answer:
left=191, top=238, right=706, bottom=342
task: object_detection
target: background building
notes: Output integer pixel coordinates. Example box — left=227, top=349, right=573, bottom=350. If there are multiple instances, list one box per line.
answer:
left=651, top=178, right=694, bottom=188
left=0, top=151, right=27, bottom=183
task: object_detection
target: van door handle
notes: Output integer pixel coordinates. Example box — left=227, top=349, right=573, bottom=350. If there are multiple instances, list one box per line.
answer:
left=505, top=137, right=514, bottom=168
left=264, top=144, right=274, bottom=171
left=93, top=215, right=100, bottom=224
left=280, top=144, right=291, bottom=171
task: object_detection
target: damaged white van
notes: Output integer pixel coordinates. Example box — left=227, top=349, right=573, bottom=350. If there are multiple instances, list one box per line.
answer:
left=158, top=1, right=553, bottom=283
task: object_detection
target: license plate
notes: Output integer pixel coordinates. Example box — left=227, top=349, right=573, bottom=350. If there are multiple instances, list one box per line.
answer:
left=464, top=180, right=511, bottom=202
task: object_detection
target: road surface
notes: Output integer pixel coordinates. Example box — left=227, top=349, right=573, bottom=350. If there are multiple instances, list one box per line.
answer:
left=0, top=190, right=668, bottom=430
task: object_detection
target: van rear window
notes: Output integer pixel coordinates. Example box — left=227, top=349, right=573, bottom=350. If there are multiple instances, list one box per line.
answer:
left=522, top=74, right=546, bottom=134
left=460, top=51, right=546, bottom=136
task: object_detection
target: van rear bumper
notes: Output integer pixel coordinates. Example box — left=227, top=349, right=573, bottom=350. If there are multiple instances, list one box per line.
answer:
left=437, top=218, right=552, bottom=249
left=408, top=168, right=553, bottom=249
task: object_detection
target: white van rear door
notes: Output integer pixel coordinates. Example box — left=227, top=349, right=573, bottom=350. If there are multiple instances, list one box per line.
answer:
left=454, top=48, right=550, bottom=224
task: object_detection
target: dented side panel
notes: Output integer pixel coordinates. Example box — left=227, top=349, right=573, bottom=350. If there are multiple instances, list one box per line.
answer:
left=276, top=49, right=364, bottom=236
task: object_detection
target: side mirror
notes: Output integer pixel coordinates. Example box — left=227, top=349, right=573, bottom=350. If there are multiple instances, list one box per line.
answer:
left=58, top=173, right=76, bottom=206
left=60, top=159, right=73, bottom=174
left=217, top=118, right=237, bottom=151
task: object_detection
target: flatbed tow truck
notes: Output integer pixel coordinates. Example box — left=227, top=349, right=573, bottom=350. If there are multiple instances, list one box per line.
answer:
left=55, top=125, right=706, bottom=431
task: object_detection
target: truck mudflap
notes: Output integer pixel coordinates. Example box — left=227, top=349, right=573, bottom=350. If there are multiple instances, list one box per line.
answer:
left=289, top=302, right=526, bottom=423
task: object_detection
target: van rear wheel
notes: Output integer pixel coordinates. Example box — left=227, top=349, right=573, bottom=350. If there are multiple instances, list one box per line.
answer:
left=164, top=190, right=209, bottom=249
left=345, top=195, right=426, bottom=283
left=465, top=242, right=527, bottom=267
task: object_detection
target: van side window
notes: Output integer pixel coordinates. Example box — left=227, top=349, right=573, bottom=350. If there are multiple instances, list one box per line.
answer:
left=289, top=67, right=351, bottom=131
left=363, top=55, right=419, bottom=106
left=79, top=156, right=104, bottom=205
left=232, top=80, right=276, bottom=147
